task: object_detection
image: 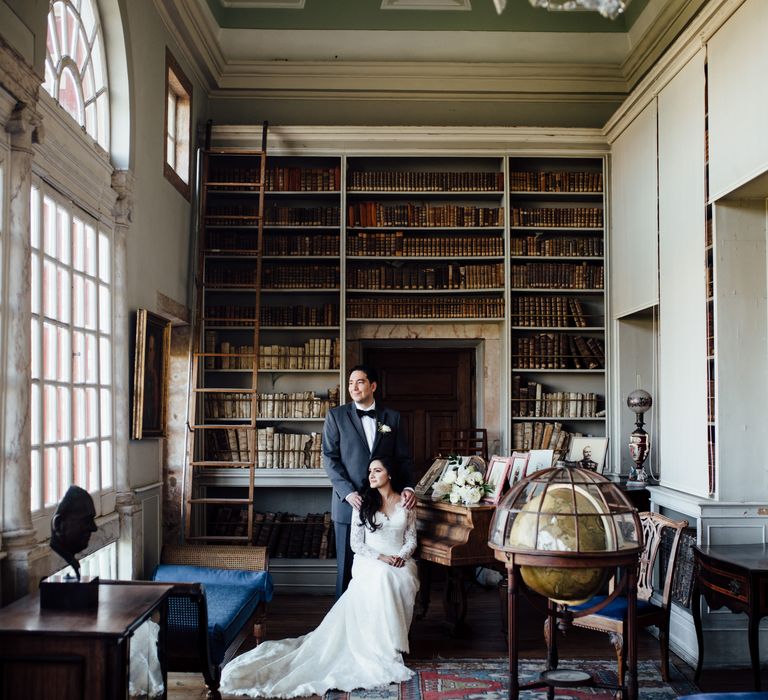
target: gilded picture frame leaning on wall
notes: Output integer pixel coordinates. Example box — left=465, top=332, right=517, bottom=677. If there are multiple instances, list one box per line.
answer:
left=132, top=309, right=171, bottom=439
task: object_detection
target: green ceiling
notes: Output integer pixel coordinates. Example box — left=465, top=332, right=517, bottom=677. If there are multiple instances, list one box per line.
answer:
left=205, top=0, right=649, bottom=33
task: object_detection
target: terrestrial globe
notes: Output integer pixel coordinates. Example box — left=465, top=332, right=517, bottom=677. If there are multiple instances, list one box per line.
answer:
left=488, top=465, right=642, bottom=604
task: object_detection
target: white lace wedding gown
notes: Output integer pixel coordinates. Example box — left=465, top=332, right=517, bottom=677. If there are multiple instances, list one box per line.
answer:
left=219, top=503, right=420, bottom=698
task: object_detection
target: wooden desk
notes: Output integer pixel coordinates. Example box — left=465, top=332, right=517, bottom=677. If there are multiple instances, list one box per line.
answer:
left=692, top=544, right=768, bottom=690
left=0, top=582, right=173, bottom=700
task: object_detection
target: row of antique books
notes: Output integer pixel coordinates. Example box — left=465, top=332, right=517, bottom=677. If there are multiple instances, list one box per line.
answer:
left=347, top=262, right=504, bottom=291
left=509, top=235, right=603, bottom=257
left=509, top=170, right=603, bottom=193
left=205, top=303, right=340, bottom=327
left=266, top=166, right=341, bottom=192
left=203, top=337, right=340, bottom=370
left=203, top=389, right=339, bottom=420
left=347, top=170, right=504, bottom=192
left=205, top=264, right=341, bottom=288
left=511, top=420, right=577, bottom=453
left=346, top=295, right=504, bottom=319
left=210, top=509, right=337, bottom=559
left=509, top=262, right=604, bottom=290
left=510, top=207, right=603, bottom=228
left=347, top=231, right=504, bottom=257
left=204, top=428, right=323, bottom=468
left=513, top=334, right=606, bottom=370
left=511, top=377, right=602, bottom=418
left=264, top=234, right=339, bottom=256
left=266, top=206, right=340, bottom=226
left=510, top=296, right=594, bottom=328
left=348, top=203, right=503, bottom=228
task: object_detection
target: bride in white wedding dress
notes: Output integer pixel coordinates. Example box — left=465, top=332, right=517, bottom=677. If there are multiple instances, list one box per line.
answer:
left=219, top=457, right=420, bottom=698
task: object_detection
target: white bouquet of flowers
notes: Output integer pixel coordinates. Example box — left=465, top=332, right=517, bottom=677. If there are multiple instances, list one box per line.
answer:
left=431, top=456, right=493, bottom=505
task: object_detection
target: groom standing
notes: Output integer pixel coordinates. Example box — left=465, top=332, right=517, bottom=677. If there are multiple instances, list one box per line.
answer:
left=322, top=364, right=415, bottom=598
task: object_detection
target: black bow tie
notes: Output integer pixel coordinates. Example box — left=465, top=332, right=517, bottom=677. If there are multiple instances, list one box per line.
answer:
left=356, top=409, right=376, bottom=419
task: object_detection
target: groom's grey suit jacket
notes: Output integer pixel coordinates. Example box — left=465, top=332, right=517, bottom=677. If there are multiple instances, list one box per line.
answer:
left=322, top=402, right=414, bottom=524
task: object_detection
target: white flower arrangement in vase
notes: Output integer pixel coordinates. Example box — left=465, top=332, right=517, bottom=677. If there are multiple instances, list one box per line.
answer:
left=430, top=456, right=493, bottom=505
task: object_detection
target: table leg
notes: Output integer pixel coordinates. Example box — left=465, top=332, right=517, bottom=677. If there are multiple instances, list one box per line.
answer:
left=691, top=580, right=704, bottom=684
left=748, top=613, right=761, bottom=691
left=508, top=567, right=519, bottom=700
left=626, top=569, right=638, bottom=700
left=442, top=567, right=469, bottom=636
left=414, top=559, right=432, bottom=619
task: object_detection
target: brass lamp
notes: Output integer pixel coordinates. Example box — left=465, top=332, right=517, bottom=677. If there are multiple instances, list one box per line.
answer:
left=488, top=464, right=643, bottom=700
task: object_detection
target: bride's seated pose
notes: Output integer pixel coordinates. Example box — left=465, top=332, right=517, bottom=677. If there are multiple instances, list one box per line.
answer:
left=219, top=456, right=420, bottom=698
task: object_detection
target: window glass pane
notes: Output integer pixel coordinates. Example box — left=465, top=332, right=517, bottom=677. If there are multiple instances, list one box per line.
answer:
left=81, top=0, right=95, bottom=36
left=57, top=264, right=71, bottom=324
left=31, top=186, right=40, bottom=249
left=100, top=440, right=112, bottom=489
left=85, top=278, right=97, bottom=330
left=75, top=26, right=88, bottom=70
left=86, top=386, right=98, bottom=438
left=99, top=337, right=111, bottom=386
left=85, top=332, right=97, bottom=383
left=100, top=387, right=112, bottom=437
left=58, top=66, right=83, bottom=124
left=57, top=325, right=71, bottom=383
left=43, top=197, right=56, bottom=254
left=72, top=218, right=84, bottom=271
left=73, top=273, right=85, bottom=327
left=59, top=445, right=72, bottom=491
left=73, top=387, right=85, bottom=440
left=31, top=449, right=42, bottom=511
left=166, top=137, right=176, bottom=168
left=99, top=284, right=110, bottom=333
left=57, top=209, right=71, bottom=264
left=46, top=13, right=59, bottom=63
left=66, top=5, right=78, bottom=57
left=43, top=321, right=57, bottom=381
left=92, top=32, right=104, bottom=88
left=96, top=92, right=109, bottom=148
left=85, top=224, right=97, bottom=276
left=87, top=441, right=99, bottom=491
left=167, top=91, right=176, bottom=137
left=73, top=331, right=85, bottom=382
left=31, top=319, right=41, bottom=380
left=31, top=253, right=41, bottom=315
left=98, top=231, right=110, bottom=283
left=74, top=443, right=86, bottom=486
left=44, top=384, right=58, bottom=443
left=43, top=260, right=57, bottom=318
left=58, top=385, right=71, bottom=442
left=31, top=383, right=41, bottom=445
left=44, top=447, right=58, bottom=507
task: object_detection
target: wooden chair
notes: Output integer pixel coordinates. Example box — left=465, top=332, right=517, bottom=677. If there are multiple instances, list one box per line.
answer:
left=436, top=428, right=488, bottom=461
left=566, top=511, right=689, bottom=686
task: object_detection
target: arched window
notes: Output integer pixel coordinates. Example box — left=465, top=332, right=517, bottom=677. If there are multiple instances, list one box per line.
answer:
left=43, top=0, right=110, bottom=150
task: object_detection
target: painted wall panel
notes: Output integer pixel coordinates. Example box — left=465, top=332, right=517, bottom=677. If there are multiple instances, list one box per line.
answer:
left=657, top=49, right=708, bottom=498
left=610, top=101, right=658, bottom=318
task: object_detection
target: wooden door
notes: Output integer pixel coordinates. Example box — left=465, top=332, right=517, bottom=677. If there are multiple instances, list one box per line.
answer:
left=363, top=347, right=475, bottom=481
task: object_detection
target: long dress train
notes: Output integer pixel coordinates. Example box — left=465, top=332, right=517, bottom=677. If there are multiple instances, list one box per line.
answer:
left=219, top=503, right=419, bottom=698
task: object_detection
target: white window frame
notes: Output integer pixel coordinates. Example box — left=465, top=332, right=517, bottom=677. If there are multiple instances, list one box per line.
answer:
left=30, top=177, right=116, bottom=529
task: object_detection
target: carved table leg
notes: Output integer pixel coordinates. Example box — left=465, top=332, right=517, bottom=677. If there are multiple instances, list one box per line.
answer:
left=508, top=567, right=519, bottom=700
left=443, top=566, right=470, bottom=636
left=748, top=613, right=762, bottom=691
left=691, top=579, right=704, bottom=684
left=414, top=559, right=432, bottom=619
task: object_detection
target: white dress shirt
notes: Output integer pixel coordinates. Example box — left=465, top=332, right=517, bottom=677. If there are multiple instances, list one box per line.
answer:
left=355, top=401, right=377, bottom=452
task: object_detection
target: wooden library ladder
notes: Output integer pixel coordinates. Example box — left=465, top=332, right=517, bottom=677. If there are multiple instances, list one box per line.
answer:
left=183, top=121, right=268, bottom=544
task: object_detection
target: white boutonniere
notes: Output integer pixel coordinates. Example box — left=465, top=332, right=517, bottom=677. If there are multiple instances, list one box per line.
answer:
left=377, top=422, right=392, bottom=434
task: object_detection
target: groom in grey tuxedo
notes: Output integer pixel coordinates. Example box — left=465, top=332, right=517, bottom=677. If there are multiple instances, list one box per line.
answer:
left=322, top=364, right=415, bottom=598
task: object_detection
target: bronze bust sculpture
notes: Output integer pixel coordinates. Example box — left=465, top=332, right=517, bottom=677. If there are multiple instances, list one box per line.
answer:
left=50, top=485, right=98, bottom=580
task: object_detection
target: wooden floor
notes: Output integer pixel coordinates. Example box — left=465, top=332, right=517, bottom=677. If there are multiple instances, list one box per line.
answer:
left=167, top=581, right=764, bottom=699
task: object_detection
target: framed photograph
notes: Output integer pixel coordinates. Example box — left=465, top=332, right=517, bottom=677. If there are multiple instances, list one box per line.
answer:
left=525, top=449, right=554, bottom=475
left=566, top=436, right=609, bottom=474
left=132, top=309, right=171, bottom=439
left=482, top=455, right=511, bottom=504
left=508, top=451, right=530, bottom=487
left=415, top=458, right=447, bottom=498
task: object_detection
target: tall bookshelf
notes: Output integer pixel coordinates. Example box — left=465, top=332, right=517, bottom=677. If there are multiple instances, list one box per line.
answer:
left=345, top=157, right=506, bottom=323
left=507, top=158, right=607, bottom=459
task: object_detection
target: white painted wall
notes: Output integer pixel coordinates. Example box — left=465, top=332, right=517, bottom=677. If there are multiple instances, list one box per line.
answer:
left=609, top=101, right=659, bottom=318
left=657, top=49, right=708, bottom=498
left=708, top=0, right=768, bottom=200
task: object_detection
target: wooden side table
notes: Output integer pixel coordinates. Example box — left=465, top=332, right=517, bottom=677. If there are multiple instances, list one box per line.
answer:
left=692, top=544, right=768, bottom=691
left=0, top=581, right=173, bottom=700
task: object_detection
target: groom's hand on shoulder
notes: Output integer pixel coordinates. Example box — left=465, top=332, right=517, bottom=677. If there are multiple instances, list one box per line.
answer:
left=345, top=491, right=362, bottom=510
left=401, top=488, right=416, bottom=510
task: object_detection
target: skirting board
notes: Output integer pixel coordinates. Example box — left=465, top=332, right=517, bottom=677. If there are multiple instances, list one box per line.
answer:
left=269, top=558, right=336, bottom=594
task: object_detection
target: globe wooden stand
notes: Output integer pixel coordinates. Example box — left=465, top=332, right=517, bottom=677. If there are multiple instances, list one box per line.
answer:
left=495, top=549, right=640, bottom=700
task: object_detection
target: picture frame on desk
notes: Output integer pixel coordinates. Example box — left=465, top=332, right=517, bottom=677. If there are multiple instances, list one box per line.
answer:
left=526, top=449, right=554, bottom=475
left=483, top=455, right=511, bottom=504
left=509, top=451, right=529, bottom=487
left=566, top=436, right=608, bottom=474
left=415, top=458, right=447, bottom=499
left=132, top=309, right=171, bottom=439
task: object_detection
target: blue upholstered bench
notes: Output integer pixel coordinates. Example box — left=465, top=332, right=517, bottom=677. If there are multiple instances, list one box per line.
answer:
left=150, top=545, right=273, bottom=700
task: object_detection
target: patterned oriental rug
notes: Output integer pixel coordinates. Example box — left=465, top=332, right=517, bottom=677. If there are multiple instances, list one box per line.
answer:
left=324, top=658, right=698, bottom=700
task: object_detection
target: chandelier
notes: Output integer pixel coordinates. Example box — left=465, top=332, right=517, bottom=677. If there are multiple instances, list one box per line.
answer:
left=493, top=0, right=628, bottom=20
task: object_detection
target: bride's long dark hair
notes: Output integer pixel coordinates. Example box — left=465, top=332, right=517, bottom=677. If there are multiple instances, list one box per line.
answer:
left=358, top=456, right=404, bottom=532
